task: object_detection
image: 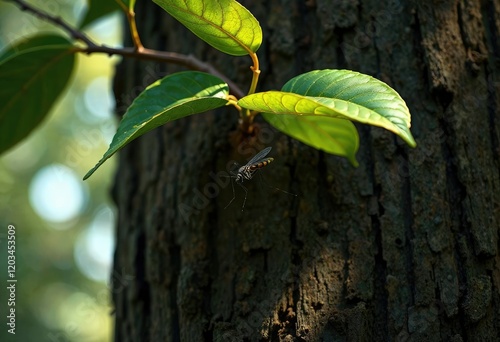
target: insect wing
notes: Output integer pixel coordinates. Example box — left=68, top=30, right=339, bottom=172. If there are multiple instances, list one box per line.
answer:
left=246, top=147, right=272, bottom=166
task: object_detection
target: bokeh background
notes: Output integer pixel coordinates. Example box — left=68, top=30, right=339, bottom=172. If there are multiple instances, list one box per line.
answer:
left=0, top=1, right=122, bottom=340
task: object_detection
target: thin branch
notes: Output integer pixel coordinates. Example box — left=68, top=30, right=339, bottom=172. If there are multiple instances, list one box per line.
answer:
left=7, top=0, right=97, bottom=47
left=77, top=46, right=245, bottom=98
left=6, top=0, right=245, bottom=98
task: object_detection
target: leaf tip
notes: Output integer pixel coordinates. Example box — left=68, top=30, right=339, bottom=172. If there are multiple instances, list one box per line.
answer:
left=83, top=161, right=103, bottom=180
left=405, top=134, right=417, bottom=148
left=82, top=169, right=95, bottom=181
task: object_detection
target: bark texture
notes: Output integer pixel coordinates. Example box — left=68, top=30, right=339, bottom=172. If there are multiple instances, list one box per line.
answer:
left=112, top=0, right=500, bottom=341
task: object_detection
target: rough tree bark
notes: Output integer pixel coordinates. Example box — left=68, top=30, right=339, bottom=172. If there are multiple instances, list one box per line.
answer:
left=111, top=0, right=500, bottom=341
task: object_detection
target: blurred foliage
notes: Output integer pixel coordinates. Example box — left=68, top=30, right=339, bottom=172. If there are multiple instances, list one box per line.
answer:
left=0, top=0, right=123, bottom=341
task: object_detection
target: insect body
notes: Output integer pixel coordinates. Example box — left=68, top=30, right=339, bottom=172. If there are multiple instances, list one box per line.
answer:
left=226, top=147, right=274, bottom=210
left=235, top=147, right=274, bottom=183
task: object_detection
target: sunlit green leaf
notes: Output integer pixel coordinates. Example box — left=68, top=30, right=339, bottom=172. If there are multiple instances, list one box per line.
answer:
left=263, top=114, right=359, bottom=166
left=84, top=71, right=229, bottom=180
left=152, top=0, right=262, bottom=56
left=239, top=69, right=416, bottom=148
left=80, top=0, right=121, bottom=29
left=285, top=69, right=416, bottom=147
left=0, top=42, right=75, bottom=155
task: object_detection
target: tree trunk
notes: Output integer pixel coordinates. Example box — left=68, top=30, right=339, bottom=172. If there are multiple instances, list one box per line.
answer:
left=111, top=0, right=500, bottom=341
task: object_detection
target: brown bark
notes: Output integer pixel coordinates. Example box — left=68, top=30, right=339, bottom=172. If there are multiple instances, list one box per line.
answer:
left=111, top=0, right=500, bottom=341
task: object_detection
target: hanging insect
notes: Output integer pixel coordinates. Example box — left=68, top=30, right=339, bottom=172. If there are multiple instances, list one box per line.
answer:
left=225, top=147, right=295, bottom=210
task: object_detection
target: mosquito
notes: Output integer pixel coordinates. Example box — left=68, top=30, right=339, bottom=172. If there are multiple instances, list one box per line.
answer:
left=224, top=147, right=295, bottom=210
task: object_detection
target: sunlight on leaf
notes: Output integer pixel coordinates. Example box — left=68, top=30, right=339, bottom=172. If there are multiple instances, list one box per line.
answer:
left=239, top=69, right=416, bottom=150
left=153, top=0, right=262, bottom=56
left=263, top=114, right=359, bottom=166
left=282, top=69, right=416, bottom=147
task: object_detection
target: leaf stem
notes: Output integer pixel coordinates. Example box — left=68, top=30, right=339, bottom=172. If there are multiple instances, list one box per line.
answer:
left=247, top=52, right=260, bottom=96
left=226, top=95, right=242, bottom=112
left=125, top=8, right=144, bottom=51
left=235, top=52, right=261, bottom=133
left=238, top=109, right=255, bottom=134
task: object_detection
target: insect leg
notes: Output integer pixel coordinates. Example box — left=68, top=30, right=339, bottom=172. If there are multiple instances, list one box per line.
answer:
left=257, top=171, right=297, bottom=198
left=224, top=176, right=236, bottom=209
left=237, top=181, right=249, bottom=211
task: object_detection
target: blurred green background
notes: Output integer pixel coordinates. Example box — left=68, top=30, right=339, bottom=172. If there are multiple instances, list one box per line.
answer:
left=0, top=1, right=122, bottom=341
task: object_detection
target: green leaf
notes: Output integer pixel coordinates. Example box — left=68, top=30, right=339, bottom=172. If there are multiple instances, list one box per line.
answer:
left=152, top=0, right=262, bottom=56
left=263, top=114, right=360, bottom=166
left=239, top=69, right=417, bottom=148
left=285, top=69, right=416, bottom=147
left=84, top=71, right=229, bottom=180
left=80, top=0, right=121, bottom=29
left=0, top=42, right=75, bottom=155
left=0, top=34, right=71, bottom=63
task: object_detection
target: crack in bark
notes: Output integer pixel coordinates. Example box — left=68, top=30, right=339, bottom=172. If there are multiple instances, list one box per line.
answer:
left=135, top=232, right=151, bottom=340
left=398, top=146, right=416, bottom=311
left=481, top=1, right=500, bottom=183
left=372, top=184, right=389, bottom=341
left=169, top=244, right=181, bottom=342
left=439, top=118, right=470, bottom=338
left=362, top=122, right=389, bottom=340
